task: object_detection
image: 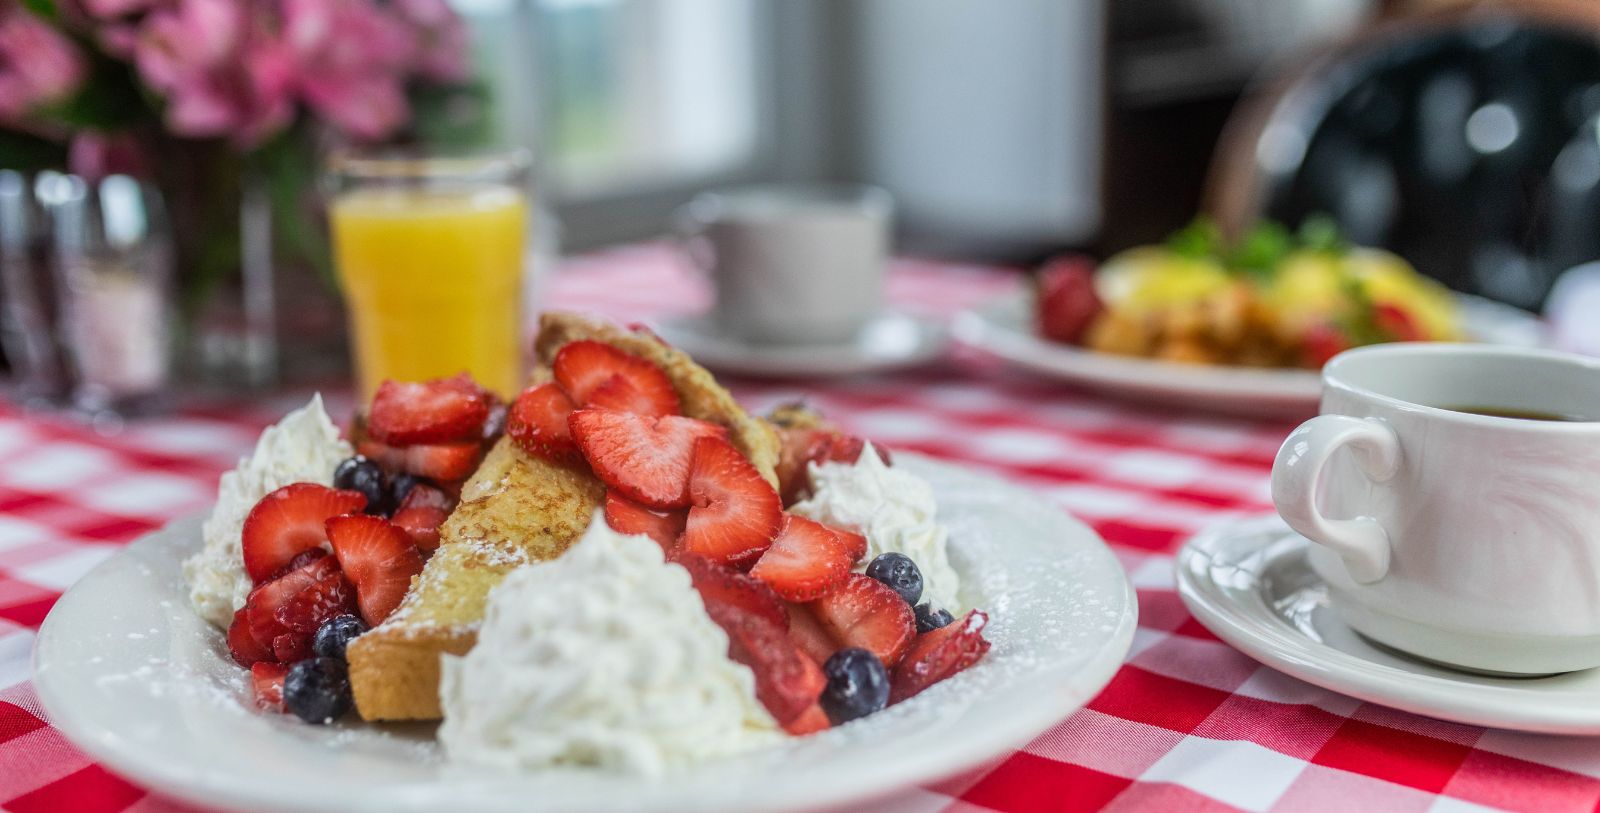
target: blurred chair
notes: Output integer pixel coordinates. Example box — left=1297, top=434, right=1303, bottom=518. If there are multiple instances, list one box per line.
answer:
left=1207, top=0, right=1600, bottom=310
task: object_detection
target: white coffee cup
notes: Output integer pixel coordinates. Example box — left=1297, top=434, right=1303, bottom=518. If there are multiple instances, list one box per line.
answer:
left=677, top=184, right=892, bottom=345
left=1272, top=343, right=1600, bottom=675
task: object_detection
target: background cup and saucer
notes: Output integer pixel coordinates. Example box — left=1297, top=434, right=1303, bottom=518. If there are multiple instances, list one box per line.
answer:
left=1177, top=343, right=1600, bottom=734
left=654, top=184, right=948, bottom=378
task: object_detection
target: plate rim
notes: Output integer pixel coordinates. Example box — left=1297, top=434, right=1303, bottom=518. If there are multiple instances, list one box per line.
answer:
left=651, top=310, right=949, bottom=378
left=1175, top=514, right=1600, bottom=735
left=952, top=288, right=1546, bottom=414
left=34, top=452, right=1138, bottom=813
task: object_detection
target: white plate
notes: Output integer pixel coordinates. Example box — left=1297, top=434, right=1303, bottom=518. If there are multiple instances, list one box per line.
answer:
left=1176, top=514, right=1600, bottom=734
left=33, top=453, right=1136, bottom=813
left=652, top=311, right=948, bottom=378
left=953, top=289, right=1546, bottom=417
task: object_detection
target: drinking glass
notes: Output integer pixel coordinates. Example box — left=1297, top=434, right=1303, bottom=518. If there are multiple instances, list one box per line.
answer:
left=327, top=151, right=531, bottom=401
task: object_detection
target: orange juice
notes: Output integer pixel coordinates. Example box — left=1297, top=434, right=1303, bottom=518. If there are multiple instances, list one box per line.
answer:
left=331, top=186, right=527, bottom=401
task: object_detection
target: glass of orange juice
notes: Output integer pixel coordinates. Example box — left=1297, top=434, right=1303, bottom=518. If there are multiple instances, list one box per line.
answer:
left=327, top=151, right=531, bottom=401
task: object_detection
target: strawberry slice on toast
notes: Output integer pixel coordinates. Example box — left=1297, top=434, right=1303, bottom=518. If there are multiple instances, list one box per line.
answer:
left=570, top=409, right=727, bottom=508
left=367, top=373, right=491, bottom=445
left=326, top=514, right=425, bottom=626
left=240, top=483, right=366, bottom=584
left=681, top=437, right=783, bottom=568
left=507, top=382, right=581, bottom=463
left=553, top=340, right=680, bottom=417
left=604, top=491, right=687, bottom=553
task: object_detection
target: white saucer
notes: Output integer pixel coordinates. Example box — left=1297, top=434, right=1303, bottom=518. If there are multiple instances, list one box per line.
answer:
left=1176, top=514, right=1600, bottom=735
left=34, top=453, right=1136, bottom=813
left=653, top=311, right=948, bottom=378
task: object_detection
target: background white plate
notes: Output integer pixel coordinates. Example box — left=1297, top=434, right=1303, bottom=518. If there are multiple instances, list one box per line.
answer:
left=33, top=453, right=1136, bottom=813
left=953, top=289, right=1546, bottom=418
left=1177, top=515, right=1600, bottom=734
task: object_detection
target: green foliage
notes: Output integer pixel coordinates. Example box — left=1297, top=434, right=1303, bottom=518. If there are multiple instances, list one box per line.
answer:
left=1161, top=213, right=1349, bottom=280
left=1164, top=218, right=1225, bottom=261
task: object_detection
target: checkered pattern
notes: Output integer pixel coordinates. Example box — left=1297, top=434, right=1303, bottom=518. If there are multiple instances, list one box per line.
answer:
left=0, top=243, right=1593, bottom=813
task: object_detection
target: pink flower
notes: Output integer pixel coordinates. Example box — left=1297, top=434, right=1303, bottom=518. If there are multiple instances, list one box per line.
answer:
left=282, top=0, right=417, bottom=142
left=134, top=0, right=294, bottom=147
left=0, top=8, right=86, bottom=121
left=393, top=0, right=469, bottom=83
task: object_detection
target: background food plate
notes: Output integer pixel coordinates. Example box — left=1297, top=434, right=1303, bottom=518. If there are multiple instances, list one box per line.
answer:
left=33, top=453, right=1136, bottom=813
left=953, top=289, right=1546, bottom=418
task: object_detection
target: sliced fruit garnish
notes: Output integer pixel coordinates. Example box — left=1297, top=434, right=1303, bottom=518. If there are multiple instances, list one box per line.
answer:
left=676, top=553, right=788, bottom=630
left=833, top=528, right=867, bottom=564
left=244, top=555, right=349, bottom=660
left=227, top=607, right=272, bottom=668
left=750, top=514, right=853, bottom=601
left=389, top=483, right=455, bottom=551
left=507, top=383, right=580, bottom=463
left=681, top=437, right=783, bottom=567
left=367, top=373, right=490, bottom=445
left=604, top=491, right=686, bottom=553
left=785, top=602, right=839, bottom=666
left=326, top=514, right=425, bottom=626
left=251, top=662, right=289, bottom=711
left=890, top=609, right=991, bottom=704
left=357, top=438, right=482, bottom=482
left=775, top=428, right=890, bottom=504
left=706, top=603, right=826, bottom=727
left=240, top=483, right=366, bottom=584
left=569, top=409, right=727, bottom=509
left=784, top=703, right=831, bottom=735
left=268, top=547, right=329, bottom=583
left=809, top=574, right=917, bottom=668
left=274, top=559, right=356, bottom=634
left=1035, top=254, right=1102, bottom=344
left=553, top=340, right=680, bottom=417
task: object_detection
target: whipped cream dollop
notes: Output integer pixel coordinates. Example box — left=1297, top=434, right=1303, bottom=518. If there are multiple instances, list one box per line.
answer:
left=438, top=511, right=780, bottom=775
left=792, top=442, right=961, bottom=611
left=183, top=395, right=352, bottom=629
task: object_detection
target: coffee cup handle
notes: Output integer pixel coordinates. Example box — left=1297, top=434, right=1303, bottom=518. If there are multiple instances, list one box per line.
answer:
left=1271, top=415, right=1401, bottom=584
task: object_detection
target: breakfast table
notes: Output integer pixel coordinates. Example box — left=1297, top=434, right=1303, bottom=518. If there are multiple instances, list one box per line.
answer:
left=0, top=243, right=1594, bottom=813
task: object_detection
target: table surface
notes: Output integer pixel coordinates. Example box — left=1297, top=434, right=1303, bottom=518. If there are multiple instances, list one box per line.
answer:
left=2, top=244, right=1596, bottom=813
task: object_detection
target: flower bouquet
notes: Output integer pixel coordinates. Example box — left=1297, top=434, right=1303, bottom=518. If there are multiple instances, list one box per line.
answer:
left=0, top=0, right=481, bottom=384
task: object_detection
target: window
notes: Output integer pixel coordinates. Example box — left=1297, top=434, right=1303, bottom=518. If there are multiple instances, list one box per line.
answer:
left=534, top=0, right=763, bottom=198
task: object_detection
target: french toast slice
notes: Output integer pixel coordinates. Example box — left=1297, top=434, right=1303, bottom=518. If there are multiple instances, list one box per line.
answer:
left=347, top=312, right=780, bottom=720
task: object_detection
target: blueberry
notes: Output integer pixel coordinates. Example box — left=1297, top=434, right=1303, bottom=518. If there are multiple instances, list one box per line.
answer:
left=865, top=553, right=922, bottom=606
left=312, top=613, right=367, bottom=661
left=283, top=657, right=352, bottom=724
left=334, top=456, right=388, bottom=514
left=915, top=603, right=954, bottom=634
left=387, top=472, right=421, bottom=509
left=820, top=648, right=890, bottom=725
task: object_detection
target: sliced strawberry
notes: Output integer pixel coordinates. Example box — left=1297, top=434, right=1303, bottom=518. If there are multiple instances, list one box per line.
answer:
left=240, top=483, right=366, bottom=584
left=553, top=340, right=680, bottom=417
left=357, top=438, right=482, bottom=482
left=784, top=703, right=831, bottom=736
left=786, top=602, right=839, bottom=666
left=507, top=383, right=580, bottom=463
left=367, top=373, right=490, bottom=445
left=890, top=609, right=991, bottom=704
left=681, top=437, right=783, bottom=567
left=775, top=428, right=890, bottom=504
left=269, top=547, right=329, bottom=582
left=327, top=514, right=424, bottom=626
left=604, top=491, right=686, bottom=553
left=750, top=515, right=853, bottom=601
left=274, top=559, right=356, bottom=634
left=569, top=410, right=727, bottom=508
left=1303, top=322, right=1351, bottom=368
left=1035, top=254, right=1102, bottom=344
left=227, top=607, right=272, bottom=667
left=833, top=528, right=867, bottom=564
left=390, top=484, right=455, bottom=551
left=677, top=553, right=788, bottom=630
left=251, top=662, right=288, bottom=712
left=243, top=555, right=349, bottom=663
left=809, top=574, right=917, bottom=667
left=707, top=603, right=826, bottom=726
left=1374, top=302, right=1425, bottom=342
left=272, top=632, right=312, bottom=663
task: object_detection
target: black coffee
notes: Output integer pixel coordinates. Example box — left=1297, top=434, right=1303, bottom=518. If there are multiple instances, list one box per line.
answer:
left=1442, top=405, right=1588, bottom=422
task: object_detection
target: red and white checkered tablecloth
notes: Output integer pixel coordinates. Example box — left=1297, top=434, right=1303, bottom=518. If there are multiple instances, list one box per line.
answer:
left=1, top=243, right=1596, bottom=813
